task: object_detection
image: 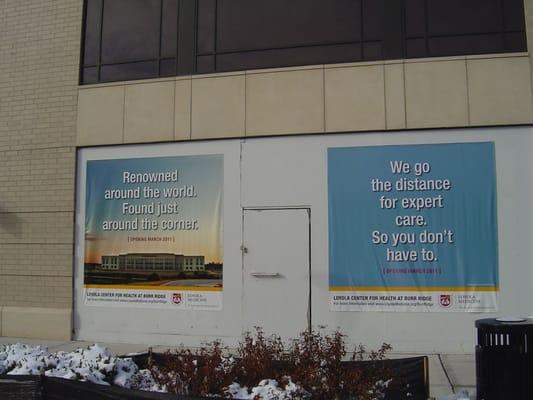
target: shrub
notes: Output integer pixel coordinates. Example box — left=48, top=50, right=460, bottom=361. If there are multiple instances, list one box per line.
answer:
left=350, top=343, right=393, bottom=400
left=147, top=340, right=234, bottom=396
left=286, top=329, right=392, bottom=400
left=234, top=327, right=285, bottom=387
left=286, top=329, right=346, bottom=399
left=147, top=327, right=392, bottom=399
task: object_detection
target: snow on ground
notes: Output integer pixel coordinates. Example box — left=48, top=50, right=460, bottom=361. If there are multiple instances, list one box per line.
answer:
left=1, top=343, right=470, bottom=399
left=0, top=343, right=307, bottom=398
left=226, top=379, right=306, bottom=400
left=0, top=343, right=161, bottom=391
left=437, top=390, right=471, bottom=400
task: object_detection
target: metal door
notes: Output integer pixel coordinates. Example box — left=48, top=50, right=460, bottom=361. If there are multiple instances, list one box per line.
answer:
left=242, top=208, right=310, bottom=339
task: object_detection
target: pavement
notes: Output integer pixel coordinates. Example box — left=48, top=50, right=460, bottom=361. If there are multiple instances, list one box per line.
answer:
left=0, top=336, right=476, bottom=399
left=412, top=353, right=475, bottom=399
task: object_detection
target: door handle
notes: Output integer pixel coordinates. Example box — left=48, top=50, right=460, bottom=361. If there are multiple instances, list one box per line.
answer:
left=250, top=272, right=281, bottom=278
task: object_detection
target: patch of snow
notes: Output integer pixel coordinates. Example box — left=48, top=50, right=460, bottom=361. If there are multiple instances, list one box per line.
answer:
left=225, top=378, right=309, bottom=399
left=367, top=378, right=392, bottom=400
left=226, top=382, right=252, bottom=399
left=438, top=389, right=471, bottom=400
left=123, top=351, right=149, bottom=357
left=0, top=343, right=164, bottom=392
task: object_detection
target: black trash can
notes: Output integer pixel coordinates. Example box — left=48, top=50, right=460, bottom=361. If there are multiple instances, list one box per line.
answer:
left=475, top=318, right=533, bottom=400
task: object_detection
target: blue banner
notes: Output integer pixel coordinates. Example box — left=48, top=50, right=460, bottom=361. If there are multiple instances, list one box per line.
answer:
left=328, top=142, right=498, bottom=312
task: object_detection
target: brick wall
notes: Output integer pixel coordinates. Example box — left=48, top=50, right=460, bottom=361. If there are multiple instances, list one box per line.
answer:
left=0, top=0, right=82, bottom=334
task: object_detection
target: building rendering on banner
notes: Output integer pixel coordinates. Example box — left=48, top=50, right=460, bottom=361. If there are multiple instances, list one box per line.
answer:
left=100, top=254, right=205, bottom=273
left=1, top=0, right=533, bottom=358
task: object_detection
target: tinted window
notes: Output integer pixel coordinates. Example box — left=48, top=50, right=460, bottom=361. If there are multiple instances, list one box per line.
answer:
left=504, top=0, right=526, bottom=31
left=403, top=0, right=525, bottom=59
left=427, top=0, right=501, bottom=36
left=101, top=0, right=160, bottom=64
left=83, top=0, right=102, bottom=66
left=197, top=0, right=216, bottom=54
left=161, top=0, right=178, bottom=58
left=363, top=0, right=385, bottom=41
left=81, top=0, right=527, bottom=84
left=100, top=61, right=159, bottom=82
left=216, top=0, right=362, bottom=52
left=405, top=0, right=426, bottom=38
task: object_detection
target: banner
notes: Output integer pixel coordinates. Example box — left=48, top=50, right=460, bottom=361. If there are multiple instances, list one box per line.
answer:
left=328, top=142, right=498, bottom=312
left=84, top=154, right=223, bottom=310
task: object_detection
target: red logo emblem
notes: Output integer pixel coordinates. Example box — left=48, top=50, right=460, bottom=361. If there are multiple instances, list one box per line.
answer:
left=439, top=294, right=452, bottom=308
left=172, top=293, right=182, bottom=305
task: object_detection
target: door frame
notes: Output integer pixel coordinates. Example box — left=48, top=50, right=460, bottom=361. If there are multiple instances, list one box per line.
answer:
left=242, top=206, right=312, bottom=332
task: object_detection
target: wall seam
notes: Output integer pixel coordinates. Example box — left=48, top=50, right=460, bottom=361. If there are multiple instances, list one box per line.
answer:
left=0, top=210, right=73, bottom=214
left=525, top=0, right=533, bottom=96
left=0, top=145, right=75, bottom=154
left=0, top=241, right=75, bottom=245
left=0, top=273, right=72, bottom=278
left=465, top=59, right=471, bottom=126
left=244, top=72, right=248, bottom=136
left=189, top=78, right=193, bottom=140
left=0, top=243, right=74, bottom=246
left=383, top=64, right=388, bottom=130
left=526, top=51, right=533, bottom=115
left=121, top=85, right=126, bottom=143
left=403, top=61, right=408, bottom=128
left=323, top=66, right=327, bottom=132
left=173, top=79, right=177, bottom=140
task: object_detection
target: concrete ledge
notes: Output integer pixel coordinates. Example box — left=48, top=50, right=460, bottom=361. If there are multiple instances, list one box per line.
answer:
left=468, top=56, right=533, bottom=126
left=1, top=307, right=71, bottom=341
left=76, top=54, right=533, bottom=146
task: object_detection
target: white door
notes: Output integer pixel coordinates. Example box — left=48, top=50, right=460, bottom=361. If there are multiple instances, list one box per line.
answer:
left=242, top=208, right=310, bottom=339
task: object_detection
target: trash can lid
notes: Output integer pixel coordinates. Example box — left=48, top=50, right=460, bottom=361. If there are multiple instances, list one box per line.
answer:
left=495, top=316, right=526, bottom=322
left=476, top=317, right=533, bottom=332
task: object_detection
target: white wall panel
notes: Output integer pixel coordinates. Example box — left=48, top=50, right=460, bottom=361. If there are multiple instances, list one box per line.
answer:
left=76, top=126, right=533, bottom=353
left=241, top=127, right=533, bottom=353
left=76, top=140, right=243, bottom=347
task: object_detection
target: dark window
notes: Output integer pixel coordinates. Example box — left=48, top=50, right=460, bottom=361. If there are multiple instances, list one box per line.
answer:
left=203, top=0, right=386, bottom=72
left=215, top=0, right=362, bottom=52
left=82, top=0, right=178, bottom=83
left=101, top=0, right=160, bottom=64
left=161, top=0, right=178, bottom=58
left=404, top=0, right=526, bottom=58
left=83, top=0, right=102, bottom=67
left=81, top=0, right=527, bottom=84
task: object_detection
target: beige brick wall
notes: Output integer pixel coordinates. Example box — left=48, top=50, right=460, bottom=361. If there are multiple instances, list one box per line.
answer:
left=0, top=0, right=82, bottom=338
left=525, top=0, right=533, bottom=94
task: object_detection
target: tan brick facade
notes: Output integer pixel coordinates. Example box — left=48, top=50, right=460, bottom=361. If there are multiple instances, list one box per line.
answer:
left=0, top=0, right=82, bottom=338
left=77, top=54, right=533, bottom=147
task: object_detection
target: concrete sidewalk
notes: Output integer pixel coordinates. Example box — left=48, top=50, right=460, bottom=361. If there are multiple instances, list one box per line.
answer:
left=0, top=337, right=476, bottom=399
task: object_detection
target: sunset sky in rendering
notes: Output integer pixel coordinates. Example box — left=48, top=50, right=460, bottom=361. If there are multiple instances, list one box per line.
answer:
left=84, top=154, right=223, bottom=264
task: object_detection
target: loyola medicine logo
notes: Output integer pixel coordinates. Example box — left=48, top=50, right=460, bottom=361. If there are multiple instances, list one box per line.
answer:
left=172, top=293, right=183, bottom=305
left=439, top=294, right=452, bottom=308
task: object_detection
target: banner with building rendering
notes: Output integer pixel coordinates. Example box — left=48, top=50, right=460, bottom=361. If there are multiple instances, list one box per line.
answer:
left=84, top=154, right=223, bottom=310
left=328, top=142, right=498, bottom=312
